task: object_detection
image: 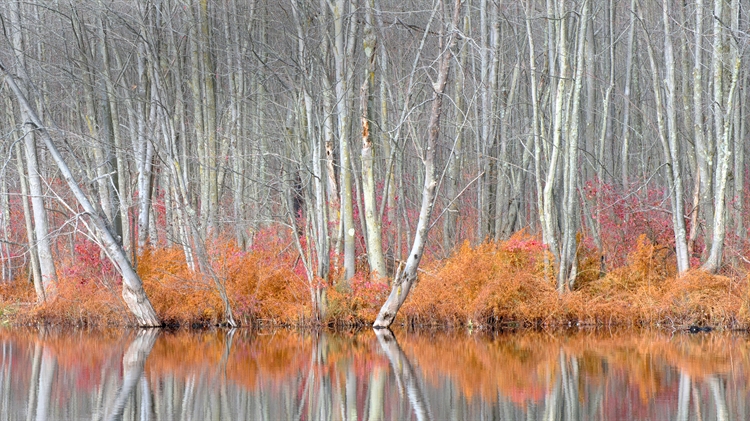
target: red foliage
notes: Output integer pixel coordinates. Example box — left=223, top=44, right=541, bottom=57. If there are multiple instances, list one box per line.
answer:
left=583, top=179, right=685, bottom=269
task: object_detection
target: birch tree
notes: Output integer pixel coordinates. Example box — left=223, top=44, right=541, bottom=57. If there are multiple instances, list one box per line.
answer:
left=7, top=0, right=57, bottom=300
left=361, top=0, right=387, bottom=279
left=373, top=0, right=462, bottom=328
left=702, top=0, right=741, bottom=273
left=1, top=62, right=161, bottom=326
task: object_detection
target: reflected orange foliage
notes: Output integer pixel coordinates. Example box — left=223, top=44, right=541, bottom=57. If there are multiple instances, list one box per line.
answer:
left=398, top=329, right=750, bottom=406
left=3, top=326, right=750, bottom=408
left=399, top=330, right=558, bottom=403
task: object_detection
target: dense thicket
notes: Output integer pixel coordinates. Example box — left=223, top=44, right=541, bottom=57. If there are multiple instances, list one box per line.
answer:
left=0, top=0, right=748, bottom=326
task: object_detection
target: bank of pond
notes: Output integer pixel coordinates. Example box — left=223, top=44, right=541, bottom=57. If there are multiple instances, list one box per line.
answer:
left=1, top=233, right=748, bottom=330
left=1, top=326, right=749, bottom=421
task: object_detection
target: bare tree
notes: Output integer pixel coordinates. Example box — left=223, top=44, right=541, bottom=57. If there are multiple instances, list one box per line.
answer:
left=7, top=0, right=57, bottom=299
left=373, top=0, right=462, bottom=328
left=1, top=63, right=161, bottom=326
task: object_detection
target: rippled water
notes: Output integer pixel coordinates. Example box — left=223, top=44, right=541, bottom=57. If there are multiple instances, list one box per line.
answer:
left=1, top=327, right=749, bottom=420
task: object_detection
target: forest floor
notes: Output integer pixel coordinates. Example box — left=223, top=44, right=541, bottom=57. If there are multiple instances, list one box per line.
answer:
left=1, top=232, right=748, bottom=330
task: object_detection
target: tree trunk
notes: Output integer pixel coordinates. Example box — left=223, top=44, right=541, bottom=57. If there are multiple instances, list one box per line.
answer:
left=620, top=0, right=637, bottom=188
left=1, top=65, right=161, bottom=326
left=443, top=15, right=468, bottom=253
left=560, top=0, right=589, bottom=290
left=662, top=0, right=690, bottom=274
left=361, top=2, right=386, bottom=279
left=331, top=0, right=358, bottom=282
left=373, top=0, right=461, bottom=328
left=703, top=0, right=740, bottom=273
left=640, top=0, right=690, bottom=274
left=8, top=0, right=57, bottom=297
left=15, top=141, right=43, bottom=299
left=135, top=44, right=155, bottom=254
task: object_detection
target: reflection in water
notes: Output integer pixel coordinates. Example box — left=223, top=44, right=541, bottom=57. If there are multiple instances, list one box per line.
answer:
left=1, top=328, right=750, bottom=420
left=107, top=329, right=158, bottom=421
left=375, top=329, right=432, bottom=421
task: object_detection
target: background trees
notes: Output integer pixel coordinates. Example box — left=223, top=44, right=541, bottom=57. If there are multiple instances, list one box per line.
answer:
left=1, top=0, right=749, bottom=321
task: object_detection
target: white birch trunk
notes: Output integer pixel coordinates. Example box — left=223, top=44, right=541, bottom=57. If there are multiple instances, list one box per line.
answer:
left=1, top=65, right=161, bottom=326
left=703, top=0, right=740, bottom=273
left=361, top=2, right=386, bottom=278
left=373, top=0, right=461, bottom=328
left=8, top=0, right=57, bottom=296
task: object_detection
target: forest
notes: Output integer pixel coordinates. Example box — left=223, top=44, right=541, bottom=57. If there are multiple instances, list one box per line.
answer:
left=0, top=0, right=749, bottom=328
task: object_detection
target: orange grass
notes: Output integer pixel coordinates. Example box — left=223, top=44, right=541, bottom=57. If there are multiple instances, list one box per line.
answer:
left=2, top=230, right=750, bottom=328
left=400, top=232, right=560, bottom=326
left=398, top=232, right=749, bottom=328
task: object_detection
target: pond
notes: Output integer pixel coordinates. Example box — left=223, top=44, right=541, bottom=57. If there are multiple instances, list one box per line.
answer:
left=1, top=327, right=748, bottom=420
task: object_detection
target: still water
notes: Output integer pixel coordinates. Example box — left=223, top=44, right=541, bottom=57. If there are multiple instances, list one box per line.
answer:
left=1, top=327, right=748, bottom=421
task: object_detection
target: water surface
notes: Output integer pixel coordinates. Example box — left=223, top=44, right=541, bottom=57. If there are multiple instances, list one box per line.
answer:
left=1, top=327, right=748, bottom=420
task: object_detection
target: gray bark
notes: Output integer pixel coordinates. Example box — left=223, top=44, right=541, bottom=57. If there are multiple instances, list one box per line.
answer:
left=373, top=0, right=461, bottom=328
left=361, top=3, right=386, bottom=278
left=8, top=0, right=57, bottom=296
left=1, top=64, right=161, bottom=326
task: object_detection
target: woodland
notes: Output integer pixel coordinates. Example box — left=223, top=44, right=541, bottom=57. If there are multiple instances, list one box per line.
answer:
left=0, top=0, right=749, bottom=329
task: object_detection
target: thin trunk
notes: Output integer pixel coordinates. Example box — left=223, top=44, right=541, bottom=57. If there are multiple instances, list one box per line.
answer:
left=361, top=0, right=386, bottom=279
left=199, top=0, right=219, bottom=232
left=332, top=0, right=357, bottom=281
left=135, top=44, right=155, bottom=253
left=663, top=0, right=690, bottom=273
left=443, top=15, right=468, bottom=252
left=1, top=62, right=161, bottom=326
left=8, top=0, right=57, bottom=296
left=543, top=0, right=568, bottom=288
left=620, top=0, right=637, bottom=188
left=15, top=141, right=43, bottom=299
left=373, top=0, right=461, bottom=328
left=703, top=0, right=740, bottom=273
left=692, top=0, right=711, bottom=261
left=561, top=0, right=589, bottom=290
left=640, top=0, right=689, bottom=274
left=734, top=69, right=747, bottom=242
left=98, top=16, right=128, bottom=249
left=188, top=3, right=208, bottom=231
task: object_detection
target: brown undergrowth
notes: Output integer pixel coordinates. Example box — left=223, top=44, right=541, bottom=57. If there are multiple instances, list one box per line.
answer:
left=399, top=232, right=749, bottom=329
left=1, top=231, right=749, bottom=328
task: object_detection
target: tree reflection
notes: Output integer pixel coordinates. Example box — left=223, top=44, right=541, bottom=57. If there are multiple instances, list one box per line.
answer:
left=106, top=329, right=159, bottom=421
left=375, top=329, right=432, bottom=421
left=1, top=329, right=750, bottom=420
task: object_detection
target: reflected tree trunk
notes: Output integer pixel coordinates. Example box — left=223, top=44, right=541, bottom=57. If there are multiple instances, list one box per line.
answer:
left=25, top=342, right=42, bottom=421
left=34, top=347, right=56, bottom=421
left=374, top=329, right=432, bottom=421
left=676, top=371, right=691, bottom=421
left=707, top=375, right=728, bottom=421
left=366, top=367, right=386, bottom=421
left=106, top=330, right=159, bottom=421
